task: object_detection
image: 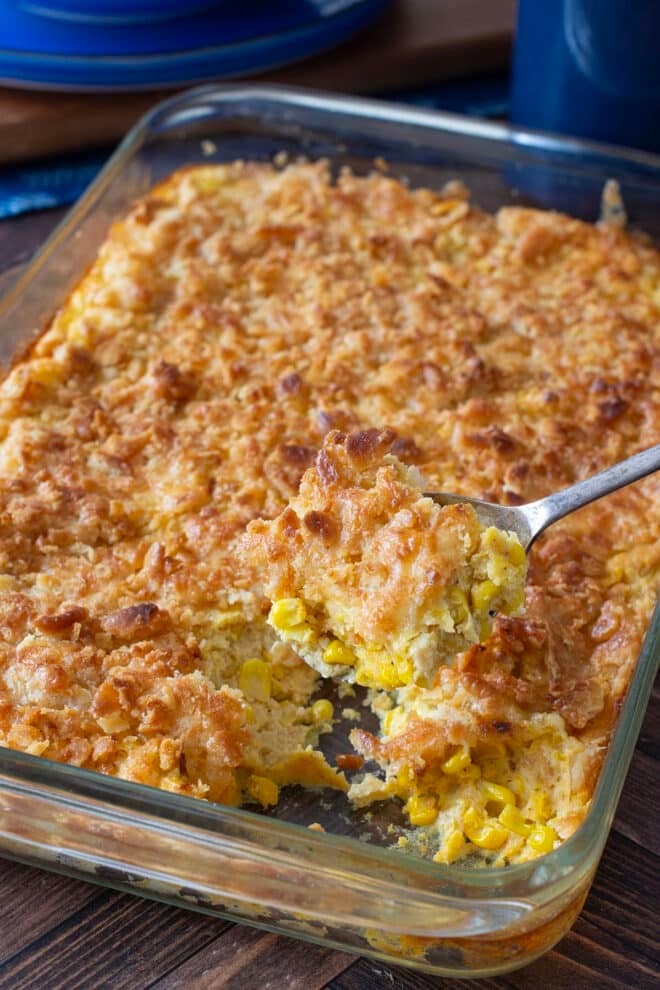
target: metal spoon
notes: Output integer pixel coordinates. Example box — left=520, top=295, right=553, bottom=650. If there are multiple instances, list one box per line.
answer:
left=425, top=444, right=660, bottom=551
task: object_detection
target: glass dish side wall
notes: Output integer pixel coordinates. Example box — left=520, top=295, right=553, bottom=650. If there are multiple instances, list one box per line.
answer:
left=0, top=749, right=598, bottom=977
left=0, top=86, right=657, bottom=978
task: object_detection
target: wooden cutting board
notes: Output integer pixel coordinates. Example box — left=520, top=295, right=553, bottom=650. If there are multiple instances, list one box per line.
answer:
left=0, top=0, right=515, bottom=165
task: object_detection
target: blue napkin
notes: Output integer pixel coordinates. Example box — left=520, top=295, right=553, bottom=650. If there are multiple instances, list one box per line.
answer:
left=0, top=153, right=107, bottom=220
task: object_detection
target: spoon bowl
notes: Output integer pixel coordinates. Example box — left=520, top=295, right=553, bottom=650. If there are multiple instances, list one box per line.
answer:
left=425, top=444, right=660, bottom=551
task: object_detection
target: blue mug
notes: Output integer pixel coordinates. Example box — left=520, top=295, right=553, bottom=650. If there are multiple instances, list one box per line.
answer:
left=511, top=0, right=660, bottom=153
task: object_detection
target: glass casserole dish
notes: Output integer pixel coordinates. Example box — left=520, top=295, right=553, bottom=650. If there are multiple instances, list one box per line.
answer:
left=0, top=84, right=657, bottom=978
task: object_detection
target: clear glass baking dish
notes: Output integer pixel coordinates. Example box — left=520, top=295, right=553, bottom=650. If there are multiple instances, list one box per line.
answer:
left=0, top=84, right=658, bottom=978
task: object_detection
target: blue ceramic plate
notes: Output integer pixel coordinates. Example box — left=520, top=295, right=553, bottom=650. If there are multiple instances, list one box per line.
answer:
left=0, top=0, right=389, bottom=90
left=13, top=0, right=222, bottom=24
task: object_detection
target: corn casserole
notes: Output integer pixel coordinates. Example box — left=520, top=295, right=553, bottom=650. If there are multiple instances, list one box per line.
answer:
left=0, top=161, right=657, bottom=866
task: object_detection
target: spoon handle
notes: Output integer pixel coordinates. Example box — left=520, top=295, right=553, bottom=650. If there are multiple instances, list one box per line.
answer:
left=523, top=444, right=660, bottom=544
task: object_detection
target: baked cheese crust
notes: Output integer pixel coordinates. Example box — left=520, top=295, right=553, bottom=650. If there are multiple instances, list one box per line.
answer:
left=0, top=161, right=657, bottom=864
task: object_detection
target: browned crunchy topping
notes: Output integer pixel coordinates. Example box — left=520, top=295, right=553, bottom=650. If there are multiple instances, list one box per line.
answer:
left=336, top=754, right=365, bottom=771
left=0, top=161, right=654, bottom=857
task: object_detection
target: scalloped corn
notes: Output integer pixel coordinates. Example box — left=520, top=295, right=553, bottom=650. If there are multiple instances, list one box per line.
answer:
left=0, top=161, right=656, bottom=865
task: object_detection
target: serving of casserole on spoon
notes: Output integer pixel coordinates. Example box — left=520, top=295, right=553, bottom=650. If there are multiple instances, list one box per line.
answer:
left=245, top=430, right=659, bottom=690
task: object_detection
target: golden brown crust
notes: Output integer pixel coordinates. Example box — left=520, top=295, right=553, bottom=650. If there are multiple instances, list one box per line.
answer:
left=0, top=161, right=654, bottom=857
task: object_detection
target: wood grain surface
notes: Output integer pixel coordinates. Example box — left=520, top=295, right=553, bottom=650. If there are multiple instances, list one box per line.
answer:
left=0, top=0, right=515, bottom=164
left=0, top=209, right=657, bottom=990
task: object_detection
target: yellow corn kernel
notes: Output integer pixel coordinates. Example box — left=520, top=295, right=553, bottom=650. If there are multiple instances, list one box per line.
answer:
left=499, top=804, right=532, bottom=838
left=396, top=765, right=415, bottom=791
left=434, top=828, right=466, bottom=864
left=406, top=795, right=439, bottom=827
left=395, top=656, right=414, bottom=686
left=323, top=640, right=357, bottom=666
left=606, top=556, right=626, bottom=584
left=487, top=555, right=508, bottom=586
left=26, top=739, right=49, bottom=757
left=464, top=808, right=508, bottom=850
left=479, top=757, right=507, bottom=783
left=442, top=747, right=471, bottom=775
left=480, top=526, right=505, bottom=551
left=96, top=713, right=130, bottom=734
left=382, top=705, right=405, bottom=736
left=243, top=704, right=256, bottom=724
left=508, top=540, right=527, bottom=567
left=509, top=586, right=526, bottom=613
left=463, top=807, right=481, bottom=830
left=29, top=357, right=63, bottom=387
left=162, top=770, right=183, bottom=792
left=289, top=622, right=316, bottom=645
left=528, top=824, right=558, bottom=854
left=477, top=741, right=507, bottom=759
left=212, top=609, right=244, bottom=629
left=481, top=780, right=517, bottom=808
left=311, top=699, right=334, bottom=723
left=269, top=598, right=306, bottom=630
left=530, top=790, right=553, bottom=822
left=193, top=169, right=224, bottom=194
left=448, top=588, right=469, bottom=625
left=511, top=773, right=526, bottom=797
left=355, top=649, right=410, bottom=689
left=247, top=775, right=279, bottom=807
left=239, top=658, right=271, bottom=701
left=471, top=579, right=497, bottom=611
left=373, top=667, right=402, bottom=690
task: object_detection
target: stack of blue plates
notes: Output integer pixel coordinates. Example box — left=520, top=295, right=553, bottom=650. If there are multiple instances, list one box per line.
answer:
left=0, top=0, right=389, bottom=90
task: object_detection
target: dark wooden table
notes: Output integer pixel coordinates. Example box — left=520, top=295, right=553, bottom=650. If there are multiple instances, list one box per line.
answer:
left=0, top=208, right=658, bottom=990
